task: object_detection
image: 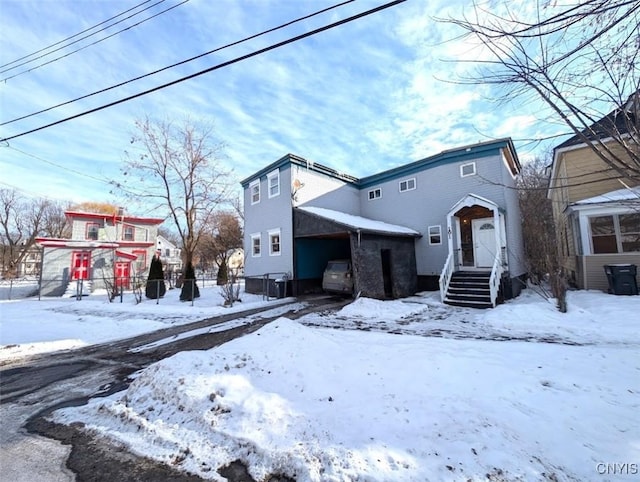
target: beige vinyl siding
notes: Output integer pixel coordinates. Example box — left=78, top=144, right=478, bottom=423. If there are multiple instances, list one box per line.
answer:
left=582, top=253, right=640, bottom=291
left=561, top=144, right=640, bottom=204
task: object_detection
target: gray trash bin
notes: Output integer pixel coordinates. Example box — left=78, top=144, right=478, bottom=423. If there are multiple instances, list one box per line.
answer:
left=603, top=264, right=638, bottom=295
left=275, top=279, right=286, bottom=298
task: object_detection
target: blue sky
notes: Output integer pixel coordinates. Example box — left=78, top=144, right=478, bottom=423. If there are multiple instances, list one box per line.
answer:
left=0, top=0, right=563, bottom=210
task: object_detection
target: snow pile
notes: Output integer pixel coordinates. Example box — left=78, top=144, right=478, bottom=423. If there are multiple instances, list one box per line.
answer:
left=54, top=293, right=640, bottom=481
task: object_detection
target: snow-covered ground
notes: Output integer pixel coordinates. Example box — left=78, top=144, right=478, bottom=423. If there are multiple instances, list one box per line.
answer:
left=0, top=281, right=290, bottom=363
left=3, top=286, right=639, bottom=481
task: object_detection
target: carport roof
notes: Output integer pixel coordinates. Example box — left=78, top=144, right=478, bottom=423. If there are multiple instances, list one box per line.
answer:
left=297, top=206, right=421, bottom=237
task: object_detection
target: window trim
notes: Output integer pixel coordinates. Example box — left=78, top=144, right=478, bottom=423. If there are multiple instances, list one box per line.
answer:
left=268, top=228, right=281, bottom=256
left=460, top=162, right=476, bottom=178
left=250, top=180, right=260, bottom=205
left=250, top=233, right=261, bottom=257
left=85, top=222, right=101, bottom=240
left=368, top=188, right=382, bottom=200
left=428, top=225, right=442, bottom=245
left=399, top=178, right=416, bottom=192
left=267, top=169, right=280, bottom=198
left=122, top=223, right=135, bottom=241
left=588, top=213, right=640, bottom=254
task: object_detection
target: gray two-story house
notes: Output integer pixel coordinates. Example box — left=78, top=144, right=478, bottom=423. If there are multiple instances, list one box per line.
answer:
left=241, top=138, right=526, bottom=307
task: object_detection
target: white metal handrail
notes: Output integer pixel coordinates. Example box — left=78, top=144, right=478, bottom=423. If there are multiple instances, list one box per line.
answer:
left=488, top=254, right=503, bottom=308
left=439, top=252, right=455, bottom=302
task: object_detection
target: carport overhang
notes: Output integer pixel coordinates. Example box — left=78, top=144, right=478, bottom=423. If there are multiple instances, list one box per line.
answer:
left=293, top=206, right=421, bottom=298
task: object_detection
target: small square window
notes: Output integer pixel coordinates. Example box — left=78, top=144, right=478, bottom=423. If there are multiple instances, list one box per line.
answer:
left=460, top=162, right=476, bottom=177
left=250, top=181, right=260, bottom=205
left=428, top=225, right=442, bottom=245
left=268, top=170, right=280, bottom=198
left=368, top=188, right=382, bottom=200
left=251, top=234, right=261, bottom=257
left=269, top=229, right=281, bottom=256
left=399, top=178, right=416, bottom=192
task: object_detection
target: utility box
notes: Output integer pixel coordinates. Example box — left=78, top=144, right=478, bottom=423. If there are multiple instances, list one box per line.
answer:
left=604, top=264, right=638, bottom=295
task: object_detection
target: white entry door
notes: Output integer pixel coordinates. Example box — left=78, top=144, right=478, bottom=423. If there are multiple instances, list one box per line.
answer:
left=472, top=218, right=497, bottom=268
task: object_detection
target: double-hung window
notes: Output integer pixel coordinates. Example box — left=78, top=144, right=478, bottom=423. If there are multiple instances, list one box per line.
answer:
left=269, top=229, right=281, bottom=256
left=86, top=222, right=100, bottom=240
left=250, top=180, right=260, bottom=205
left=122, top=224, right=135, bottom=241
left=268, top=170, right=280, bottom=198
left=251, top=233, right=261, bottom=257
left=428, top=225, right=442, bottom=245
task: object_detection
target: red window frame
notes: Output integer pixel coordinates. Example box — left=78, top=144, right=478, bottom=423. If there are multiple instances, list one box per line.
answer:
left=122, top=224, right=135, bottom=241
left=86, top=222, right=100, bottom=240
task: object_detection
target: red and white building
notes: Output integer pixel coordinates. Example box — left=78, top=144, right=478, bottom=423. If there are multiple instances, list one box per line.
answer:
left=36, top=210, right=164, bottom=296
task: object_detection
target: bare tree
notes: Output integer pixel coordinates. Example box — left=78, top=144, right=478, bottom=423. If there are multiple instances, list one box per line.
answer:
left=517, top=157, right=567, bottom=311
left=443, top=0, right=640, bottom=181
left=196, top=211, right=243, bottom=284
left=116, top=116, right=233, bottom=271
left=0, top=189, right=67, bottom=277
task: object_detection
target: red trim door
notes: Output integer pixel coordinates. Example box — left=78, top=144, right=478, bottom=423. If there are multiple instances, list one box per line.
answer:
left=71, top=251, right=91, bottom=280
left=114, top=262, right=131, bottom=289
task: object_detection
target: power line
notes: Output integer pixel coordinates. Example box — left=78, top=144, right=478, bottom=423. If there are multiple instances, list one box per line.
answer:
left=0, top=0, right=406, bottom=143
left=0, top=0, right=156, bottom=70
left=1, top=0, right=189, bottom=82
left=1, top=0, right=355, bottom=127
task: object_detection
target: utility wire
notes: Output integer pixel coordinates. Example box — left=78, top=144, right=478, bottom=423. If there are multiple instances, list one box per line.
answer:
left=0, top=0, right=156, bottom=70
left=1, top=0, right=355, bottom=127
left=1, top=0, right=189, bottom=81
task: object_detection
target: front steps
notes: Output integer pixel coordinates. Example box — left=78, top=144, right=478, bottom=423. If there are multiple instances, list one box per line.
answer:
left=64, top=279, right=92, bottom=297
left=444, top=271, right=493, bottom=309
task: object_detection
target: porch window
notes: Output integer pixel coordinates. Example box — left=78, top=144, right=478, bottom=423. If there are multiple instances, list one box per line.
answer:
left=122, top=224, right=135, bottom=241
left=368, top=188, right=382, bottom=200
left=250, top=180, right=260, bottom=204
left=269, top=229, right=281, bottom=256
left=399, top=178, right=416, bottom=192
left=251, top=233, right=261, bottom=257
left=589, top=213, right=640, bottom=253
left=460, top=162, right=476, bottom=177
left=428, top=225, right=442, bottom=245
left=268, top=170, right=280, bottom=198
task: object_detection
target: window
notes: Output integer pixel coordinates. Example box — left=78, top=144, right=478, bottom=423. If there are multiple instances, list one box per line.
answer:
left=368, top=188, right=382, bottom=200
left=269, top=229, right=281, bottom=256
left=460, top=162, right=476, bottom=177
left=165, top=248, right=171, bottom=257
left=133, top=250, right=147, bottom=272
left=122, top=224, right=135, bottom=241
left=86, top=222, right=100, bottom=240
left=428, top=225, right=442, bottom=245
left=250, top=180, right=260, bottom=204
left=251, top=233, right=261, bottom=257
left=589, top=214, right=640, bottom=254
left=268, top=170, right=280, bottom=198
left=399, top=178, right=416, bottom=192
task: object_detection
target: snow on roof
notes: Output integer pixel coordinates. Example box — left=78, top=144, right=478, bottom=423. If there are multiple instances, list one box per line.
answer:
left=297, top=206, right=420, bottom=236
left=573, top=186, right=640, bottom=205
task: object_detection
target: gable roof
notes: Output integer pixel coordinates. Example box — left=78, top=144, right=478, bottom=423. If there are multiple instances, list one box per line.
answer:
left=297, top=206, right=420, bottom=237
left=241, top=138, right=520, bottom=189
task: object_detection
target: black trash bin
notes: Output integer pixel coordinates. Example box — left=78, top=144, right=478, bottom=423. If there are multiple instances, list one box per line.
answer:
left=275, top=279, right=286, bottom=298
left=603, top=264, right=638, bottom=295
